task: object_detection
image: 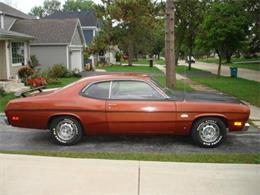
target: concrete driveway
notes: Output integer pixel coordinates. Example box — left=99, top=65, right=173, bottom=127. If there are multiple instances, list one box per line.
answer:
left=1, top=153, right=260, bottom=195
left=0, top=117, right=259, bottom=153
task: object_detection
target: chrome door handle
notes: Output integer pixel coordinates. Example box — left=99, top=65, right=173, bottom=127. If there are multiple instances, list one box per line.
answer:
left=108, top=103, right=117, bottom=106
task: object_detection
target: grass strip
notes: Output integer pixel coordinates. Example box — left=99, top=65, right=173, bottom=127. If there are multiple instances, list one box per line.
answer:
left=176, top=66, right=260, bottom=106
left=0, top=150, right=259, bottom=164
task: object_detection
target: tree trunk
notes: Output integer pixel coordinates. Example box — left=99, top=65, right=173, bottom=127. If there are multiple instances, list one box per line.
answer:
left=149, top=54, right=153, bottom=67
left=188, top=47, right=192, bottom=70
left=165, top=0, right=176, bottom=89
left=225, top=51, right=232, bottom=63
left=217, top=55, right=222, bottom=78
left=127, top=43, right=134, bottom=66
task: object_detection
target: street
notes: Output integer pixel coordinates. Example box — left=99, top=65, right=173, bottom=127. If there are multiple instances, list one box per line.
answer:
left=0, top=117, right=259, bottom=153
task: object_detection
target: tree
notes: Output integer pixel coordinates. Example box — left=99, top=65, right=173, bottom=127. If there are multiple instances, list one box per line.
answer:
left=29, top=6, right=45, bottom=18
left=29, top=0, right=61, bottom=17
left=196, top=1, right=249, bottom=77
left=182, top=0, right=207, bottom=70
left=165, top=0, right=176, bottom=88
left=242, top=0, right=260, bottom=57
left=95, top=0, right=157, bottom=66
left=43, top=0, right=61, bottom=15
left=63, top=0, right=95, bottom=11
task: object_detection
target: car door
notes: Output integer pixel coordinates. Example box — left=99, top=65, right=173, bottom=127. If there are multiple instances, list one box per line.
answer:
left=106, top=80, right=176, bottom=134
left=80, top=81, right=111, bottom=134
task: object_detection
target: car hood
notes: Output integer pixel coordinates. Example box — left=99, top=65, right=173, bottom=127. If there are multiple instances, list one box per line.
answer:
left=171, top=91, right=242, bottom=104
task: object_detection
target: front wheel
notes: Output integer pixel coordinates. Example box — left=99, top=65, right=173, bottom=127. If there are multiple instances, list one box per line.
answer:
left=192, top=117, right=227, bottom=148
left=50, top=116, right=83, bottom=145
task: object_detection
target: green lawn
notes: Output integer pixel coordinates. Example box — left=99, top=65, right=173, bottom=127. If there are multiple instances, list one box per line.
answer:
left=0, top=150, right=259, bottom=164
left=176, top=66, right=260, bottom=106
left=200, top=57, right=260, bottom=71
left=101, top=65, right=194, bottom=92
left=0, top=77, right=81, bottom=112
left=225, top=62, right=260, bottom=71
left=46, top=77, right=81, bottom=89
left=0, top=93, right=16, bottom=112
left=120, top=58, right=165, bottom=65
left=101, top=64, right=163, bottom=74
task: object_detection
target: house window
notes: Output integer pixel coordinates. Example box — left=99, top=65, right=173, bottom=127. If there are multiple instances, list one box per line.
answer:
left=83, top=30, right=94, bottom=44
left=11, top=42, right=25, bottom=65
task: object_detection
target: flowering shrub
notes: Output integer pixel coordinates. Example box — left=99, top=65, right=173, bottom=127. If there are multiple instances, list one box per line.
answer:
left=27, top=77, right=48, bottom=87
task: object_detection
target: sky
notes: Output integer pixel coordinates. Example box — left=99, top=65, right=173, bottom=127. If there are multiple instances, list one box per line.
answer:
left=0, top=0, right=102, bottom=14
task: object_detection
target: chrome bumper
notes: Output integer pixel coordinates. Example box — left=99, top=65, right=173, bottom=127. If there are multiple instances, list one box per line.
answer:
left=242, top=123, right=250, bottom=131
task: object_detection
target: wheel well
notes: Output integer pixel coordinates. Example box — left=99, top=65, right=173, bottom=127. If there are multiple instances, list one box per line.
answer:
left=47, top=115, right=84, bottom=131
left=192, top=116, right=228, bottom=129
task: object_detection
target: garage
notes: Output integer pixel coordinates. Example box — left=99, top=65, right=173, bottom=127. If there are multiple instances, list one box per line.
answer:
left=70, top=49, right=83, bottom=71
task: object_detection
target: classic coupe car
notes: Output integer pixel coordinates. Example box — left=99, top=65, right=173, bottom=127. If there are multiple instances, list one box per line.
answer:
left=5, top=73, right=250, bottom=147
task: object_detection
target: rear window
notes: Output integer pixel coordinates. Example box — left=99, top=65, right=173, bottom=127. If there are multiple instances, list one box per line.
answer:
left=82, top=81, right=110, bottom=99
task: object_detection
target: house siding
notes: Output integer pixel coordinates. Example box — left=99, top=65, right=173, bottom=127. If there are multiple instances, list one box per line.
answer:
left=0, top=40, right=7, bottom=80
left=71, top=28, right=83, bottom=45
left=30, top=45, right=68, bottom=69
left=3, top=15, right=16, bottom=30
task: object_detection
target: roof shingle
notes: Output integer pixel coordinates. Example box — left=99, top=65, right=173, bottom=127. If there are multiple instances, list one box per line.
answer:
left=0, top=2, right=35, bottom=19
left=45, top=11, right=99, bottom=27
left=11, top=18, right=80, bottom=44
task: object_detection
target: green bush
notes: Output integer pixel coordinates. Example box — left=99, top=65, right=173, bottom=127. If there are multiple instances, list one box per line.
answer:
left=18, top=66, right=34, bottom=82
left=72, top=69, right=81, bottom=77
left=48, top=64, right=67, bottom=78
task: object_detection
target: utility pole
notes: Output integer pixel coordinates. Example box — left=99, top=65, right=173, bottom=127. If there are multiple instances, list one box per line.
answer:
left=165, top=0, right=176, bottom=88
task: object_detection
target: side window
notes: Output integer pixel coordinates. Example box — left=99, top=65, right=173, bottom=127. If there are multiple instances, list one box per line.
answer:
left=83, top=81, right=110, bottom=99
left=111, top=81, right=164, bottom=100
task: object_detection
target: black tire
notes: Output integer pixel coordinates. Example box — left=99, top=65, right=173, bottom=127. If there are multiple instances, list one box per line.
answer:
left=192, top=117, right=227, bottom=148
left=50, top=116, right=83, bottom=145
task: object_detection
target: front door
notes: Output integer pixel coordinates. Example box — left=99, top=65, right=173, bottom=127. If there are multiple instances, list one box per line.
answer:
left=106, top=80, right=176, bottom=134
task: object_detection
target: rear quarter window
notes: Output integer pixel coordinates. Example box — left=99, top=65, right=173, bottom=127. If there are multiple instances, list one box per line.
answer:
left=82, top=81, right=110, bottom=99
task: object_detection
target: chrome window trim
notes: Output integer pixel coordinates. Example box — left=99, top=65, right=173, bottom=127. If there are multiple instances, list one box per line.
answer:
left=80, top=79, right=169, bottom=100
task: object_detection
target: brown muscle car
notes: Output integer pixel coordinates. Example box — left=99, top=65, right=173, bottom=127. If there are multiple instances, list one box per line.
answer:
left=4, top=73, right=250, bottom=147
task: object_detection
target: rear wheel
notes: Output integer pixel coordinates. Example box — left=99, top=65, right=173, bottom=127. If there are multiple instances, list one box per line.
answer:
left=192, top=117, right=227, bottom=148
left=50, top=116, right=83, bottom=145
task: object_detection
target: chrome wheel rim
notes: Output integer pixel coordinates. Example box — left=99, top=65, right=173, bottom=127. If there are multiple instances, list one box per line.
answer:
left=198, top=121, right=220, bottom=143
left=56, top=119, right=77, bottom=141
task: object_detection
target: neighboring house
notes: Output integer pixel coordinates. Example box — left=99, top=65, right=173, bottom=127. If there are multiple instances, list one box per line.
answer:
left=0, top=2, right=86, bottom=80
left=46, top=11, right=103, bottom=66
left=0, top=2, right=34, bottom=80
left=45, top=11, right=99, bottom=45
left=11, top=18, right=86, bottom=71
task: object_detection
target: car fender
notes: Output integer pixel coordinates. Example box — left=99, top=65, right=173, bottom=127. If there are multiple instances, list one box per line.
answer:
left=192, top=113, right=228, bottom=127
left=47, top=112, right=83, bottom=129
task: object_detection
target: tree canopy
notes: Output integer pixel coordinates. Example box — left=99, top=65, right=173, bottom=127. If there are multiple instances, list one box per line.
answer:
left=29, top=0, right=95, bottom=18
left=196, top=0, right=249, bottom=76
left=63, top=0, right=96, bottom=11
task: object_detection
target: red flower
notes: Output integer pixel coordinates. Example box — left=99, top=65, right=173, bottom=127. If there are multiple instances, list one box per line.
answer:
left=27, top=77, right=48, bottom=87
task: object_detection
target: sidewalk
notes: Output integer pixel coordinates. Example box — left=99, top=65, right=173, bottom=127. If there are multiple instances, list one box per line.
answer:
left=0, top=154, right=259, bottom=195
left=180, top=60, right=260, bottom=82
left=155, top=64, right=260, bottom=128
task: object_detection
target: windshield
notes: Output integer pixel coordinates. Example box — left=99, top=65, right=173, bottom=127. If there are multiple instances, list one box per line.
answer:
left=150, top=77, right=174, bottom=97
